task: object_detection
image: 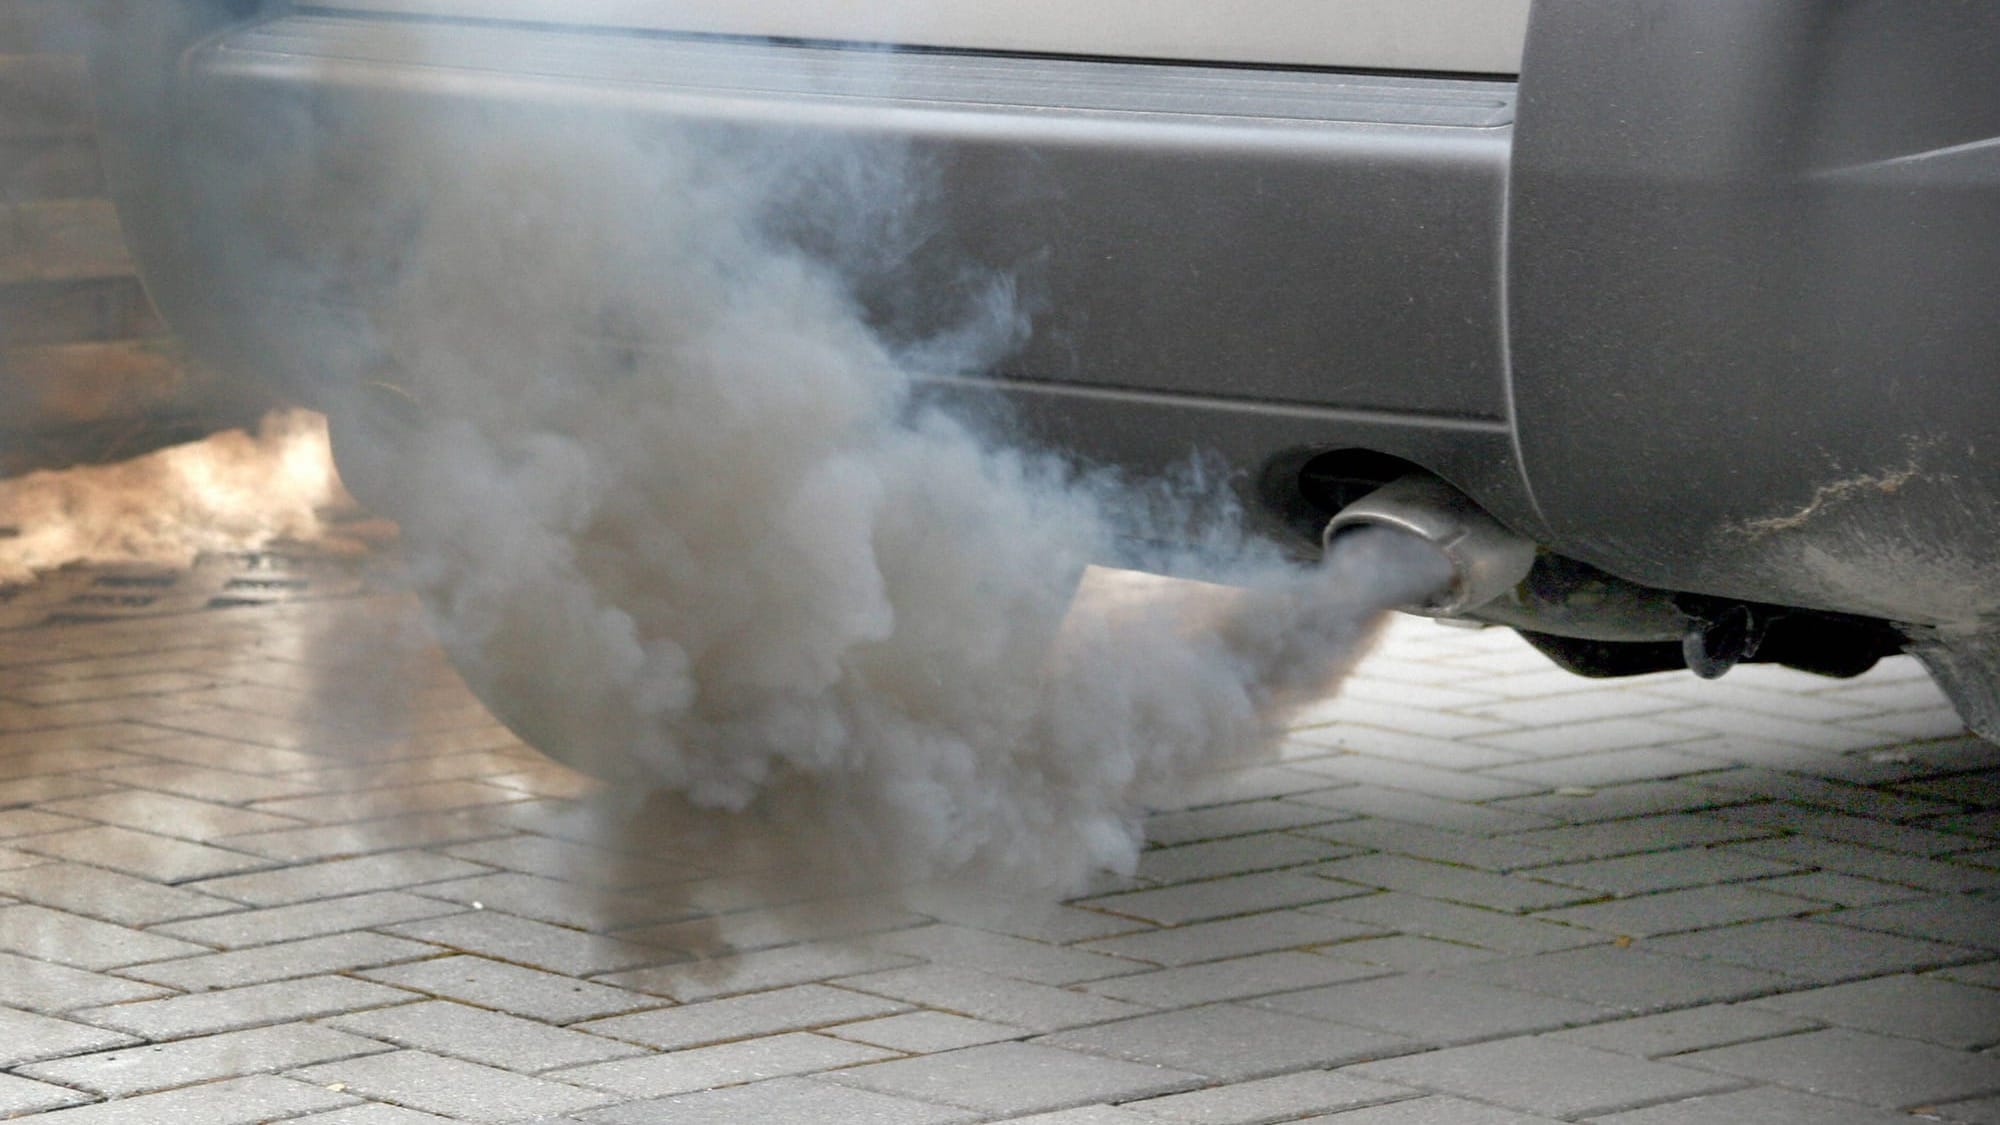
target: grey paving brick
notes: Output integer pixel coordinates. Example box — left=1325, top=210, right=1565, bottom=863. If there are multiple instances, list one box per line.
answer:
left=0, top=1007, right=138, bottom=1067
left=1492, top=780, right=1751, bottom=826
left=1543, top=1004, right=1819, bottom=1059
left=327, top=999, right=648, bottom=1071
left=23, top=1074, right=356, bottom=1123
left=1831, top=894, right=2000, bottom=951
left=1754, top=869, right=1934, bottom=906
left=359, top=954, right=659, bottom=1023
left=1697, top=768, right=1959, bottom=820
left=911, top=888, right=1151, bottom=945
left=1306, top=893, right=1602, bottom=955
left=596, top=938, right=917, bottom=1003
left=1645, top=919, right=1982, bottom=983
left=1728, top=836, right=2000, bottom=893
left=553, top=1031, right=895, bottom=1097
left=1081, top=871, right=1370, bottom=927
left=20, top=1022, right=390, bottom=1097
left=1323, top=936, right=1503, bottom=971
left=0, top=862, right=239, bottom=926
left=1253, top=974, right=1617, bottom=1047
left=121, top=931, right=439, bottom=991
left=1296, top=756, right=1543, bottom=802
left=1443, top=947, right=1794, bottom=1013
left=377, top=910, right=660, bottom=976
left=1135, top=835, right=1355, bottom=884
left=1126, top=1070, right=1414, bottom=1124
left=1349, top=1037, right=1743, bottom=1118
left=77, top=975, right=416, bottom=1039
left=1677, top=1027, right=2000, bottom=1109
left=830, top=1010, right=1025, bottom=1053
left=88, top=761, right=321, bottom=805
left=1525, top=848, right=1801, bottom=896
left=1314, top=855, right=1592, bottom=914
left=1501, top=815, right=1776, bottom=864
left=1585, top=1084, right=1916, bottom=1124
left=577, top=982, right=904, bottom=1049
left=1301, top=819, right=1560, bottom=873
left=1305, top=1095, right=1562, bottom=1123
left=15, top=824, right=269, bottom=882
left=0, top=951, right=172, bottom=1012
left=1143, top=801, right=1345, bottom=847
left=1747, top=974, right=2000, bottom=1049
left=41, top=788, right=301, bottom=838
left=188, top=850, right=492, bottom=907
left=828, top=1041, right=1202, bottom=1116
left=1932, top=959, right=2000, bottom=989
left=410, top=870, right=681, bottom=931
left=1000, top=1108, right=1158, bottom=1125
left=0, top=903, right=211, bottom=969
left=1717, top=803, right=1989, bottom=857
left=1537, top=884, right=1819, bottom=938
left=1083, top=951, right=1386, bottom=1007
left=247, top=780, right=537, bottom=824
left=1291, top=787, right=1559, bottom=836
left=218, top=810, right=510, bottom=863
left=1040, top=1003, right=1412, bottom=1080
left=837, top=964, right=1148, bottom=1034
left=1930, top=1094, right=2000, bottom=1124
left=872, top=924, right=1147, bottom=985
left=1079, top=910, right=1384, bottom=967
left=0, top=1074, right=92, bottom=1117
left=578, top=1075, right=979, bottom=1125
left=289, top=1107, right=462, bottom=1125
left=294, top=1049, right=618, bottom=1121
left=150, top=891, right=467, bottom=948
left=1485, top=748, right=1725, bottom=788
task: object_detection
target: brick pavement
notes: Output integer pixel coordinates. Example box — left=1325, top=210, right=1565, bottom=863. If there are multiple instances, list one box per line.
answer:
left=0, top=570, right=1997, bottom=1122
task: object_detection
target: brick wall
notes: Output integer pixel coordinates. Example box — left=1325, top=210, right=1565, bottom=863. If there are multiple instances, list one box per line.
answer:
left=0, top=1, right=262, bottom=475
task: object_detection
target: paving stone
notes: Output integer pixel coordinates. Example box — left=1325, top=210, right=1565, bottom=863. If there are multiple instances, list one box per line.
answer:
left=0, top=1007, right=138, bottom=1067
left=1727, top=836, right=2000, bottom=893
left=1083, top=950, right=1386, bottom=1007
left=0, top=862, right=239, bottom=926
left=294, top=1049, right=618, bottom=1121
left=0, top=1073, right=92, bottom=1117
left=150, top=891, right=467, bottom=948
left=87, top=761, right=321, bottom=805
left=290, top=1107, right=462, bottom=1124
left=20, top=1022, right=390, bottom=1097
left=576, top=1075, right=979, bottom=1125
left=837, top=964, right=1148, bottom=1034
left=1543, top=1003, right=1819, bottom=1059
left=1677, top=1027, right=2000, bottom=1109
left=1301, top=819, right=1560, bottom=873
left=1502, top=815, right=1776, bottom=864
left=76, top=975, right=416, bottom=1039
left=1443, top=946, right=1794, bottom=1013
left=1484, top=748, right=1725, bottom=788
left=1041, top=1002, right=1413, bottom=1080
left=829, top=1009, right=1025, bottom=1053
left=1931, top=1094, right=2000, bottom=1124
left=0, top=902, right=211, bottom=968
left=379, top=910, right=662, bottom=976
left=828, top=1041, right=1203, bottom=1116
left=22, top=1074, right=356, bottom=1123
left=327, top=998, right=649, bottom=1071
left=1295, top=756, right=1543, bottom=802
left=1585, top=1084, right=1917, bottom=1124
left=188, top=850, right=492, bottom=907
left=0, top=951, right=173, bottom=1012
left=552, top=1031, right=895, bottom=1097
left=1738, top=870, right=1924, bottom=907
left=1525, top=849, right=1801, bottom=896
left=1142, top=801, right=1346, bottom=847
left=249, top=780, right=532, bottom=824
left=1645, top=918, right=1983, bottom=983
left=575, top=983, right=904, bottom=1050
left=1536, top=884, right=1819, bottom=937
left=1253, top=974, right=1617, bottom=1046
left=1314, top=855, right=1593, bottom=914
left=1716, top=804, right=1989, bottom=856
left=1081, top=871, right=1371, bottom=926
left=1126, top=1070, right=1415, bottom=1124
left=1491, top=780, right=1752, bottom=826
left=1303, top=1095, right=1562, bottom=1123
left=1932, top=960, right=2000, bottom=989
left=120, top=931, right=439, bottom=990
left=596, top=938, right=917, bottom=1003
left=1000, top=1109, right=1158, bottom=1125
left=359, top=954, right=659, bottom=1023
left=1747, top=974, right=2000, bottom=1049
left=1290, top=787, right=1559, bottom=836
left=1322, top=936, right=1503, bottom=971
left=40, top=788, right=301, bottom=838
left=1349, top=1037, right=1743, bottom=1118
left=412, top=870, right=682, bottom=931
left=14, top=824, right=270, bottom=881
left=1135, top=835, right=1355, bottom=884
left=218, top=811, right=511, bottom=863
left=871, top=924, right=1146, bottom=985
left=1306, top=893, right=1602, bottom=956
left=1830, top=895, right=2000, bottom=952
left=1079, top=910, right=1384, bottom=967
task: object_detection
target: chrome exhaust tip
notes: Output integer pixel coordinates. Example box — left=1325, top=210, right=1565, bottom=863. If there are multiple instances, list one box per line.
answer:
left=1324, top=474, right=1537, bottom=616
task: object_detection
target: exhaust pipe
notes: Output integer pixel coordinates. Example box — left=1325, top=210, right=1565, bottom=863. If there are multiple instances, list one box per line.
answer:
left=1324, top=474, right=1537, bottom=616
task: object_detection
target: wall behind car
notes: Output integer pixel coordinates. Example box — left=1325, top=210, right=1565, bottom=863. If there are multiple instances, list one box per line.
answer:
left=0, top=0, right=265, bottom=477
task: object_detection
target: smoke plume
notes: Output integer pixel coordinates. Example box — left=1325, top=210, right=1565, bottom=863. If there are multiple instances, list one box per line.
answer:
left=103, top=13, right=1453, bottom=893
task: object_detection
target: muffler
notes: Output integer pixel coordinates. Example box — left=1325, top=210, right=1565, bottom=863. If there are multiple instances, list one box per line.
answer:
left=1324, top=474, right=1536, bottom=616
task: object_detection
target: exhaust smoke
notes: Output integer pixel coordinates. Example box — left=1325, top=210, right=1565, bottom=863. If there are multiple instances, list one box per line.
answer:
left=66, top=12, right=1455, bottom=896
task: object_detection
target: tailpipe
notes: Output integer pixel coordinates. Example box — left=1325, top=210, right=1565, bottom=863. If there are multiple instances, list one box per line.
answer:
left=1324, top=474, right=1537, bottom=616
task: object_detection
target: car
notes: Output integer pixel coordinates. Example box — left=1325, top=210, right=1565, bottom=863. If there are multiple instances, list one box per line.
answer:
left=95, top=0, right=2000, bottom=773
